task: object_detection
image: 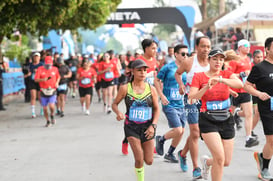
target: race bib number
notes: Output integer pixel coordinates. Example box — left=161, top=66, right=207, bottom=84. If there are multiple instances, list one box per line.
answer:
left=129, top=107, right=152, bottom=122
left=105, top=72, right=114, bottom=79
left=206, top=98, right=230, bottom=111
left=170, top=88, right=182, bottom=100
left=58, top=84, right=67, bottom=91
left=270, top=97, right=273, bottom=111
left=120, top=69, right=125, bottom=75
left=81, top=78, right=91, bottom=85
left=31, top=73, right=35, bottom=80
left=146, top=77, right=154, bottom=85
left=70, top=66, right=77, bottom=72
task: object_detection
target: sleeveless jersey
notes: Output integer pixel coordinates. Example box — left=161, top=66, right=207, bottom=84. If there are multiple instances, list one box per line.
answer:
left=186, top=55, right=210, bottom=93
left=125, top=83, right=153, bottom=124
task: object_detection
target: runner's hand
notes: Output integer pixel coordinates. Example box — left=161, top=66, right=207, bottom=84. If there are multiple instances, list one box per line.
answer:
left=179, top=85, right=185, bottom=95
left=160, top=95, right=169, bottom=105
left=258, top=92, right=270, bottom=101
left=116, top=112, right=125, bottom=121
left=145, top=126, right=155, bottom=139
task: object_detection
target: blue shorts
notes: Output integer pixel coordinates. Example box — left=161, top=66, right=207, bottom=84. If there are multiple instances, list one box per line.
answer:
left=184, top=95, right=201, bottom=124
left=162, top=106, right=186, bottom=128
left=41, top=95, right=57, bottom=107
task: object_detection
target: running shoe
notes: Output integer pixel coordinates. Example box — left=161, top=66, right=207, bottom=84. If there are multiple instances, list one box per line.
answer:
left=164, top=153, right=179, bottom=163
left=32, top=112, right=36, bottom=118
left=252, top=131, right=258, bottom=139
left=122, top=142, right=128, bottom=155
left=254, top=152, right=263, bottom=173
left=245, top=137, right=259, bottom=147
left=258, top=168, right=273, bottom=181
left=60, top=111, right=64, bottom=117
left=45, top=121, right=51, bottom=127
left=85, top=110, right=90, bottom=115
left=234, top=107, right=242, bottom=130
left=56, top=110, right=60, bottom=115
left=155, top=136, right=164, bottom=156
left=51, top=116, right=56, bottom=125
left=201, top=155, right=211, bottom=180
left=193, top=167, right=202, bottom=179
left=103, top=104, right=107, bottom=113
left=107, top=106, right=112, bottom=114
left=40, top=108, right=44, bottom=116
left=178, top=150, right=188, bottom=172
left=82, top=106, right=86, bottom=113
left=72, top=92, right=76, bottom=98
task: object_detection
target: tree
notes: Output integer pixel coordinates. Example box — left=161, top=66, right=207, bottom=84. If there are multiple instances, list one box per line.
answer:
left=0, top=0, right=121, bottom=60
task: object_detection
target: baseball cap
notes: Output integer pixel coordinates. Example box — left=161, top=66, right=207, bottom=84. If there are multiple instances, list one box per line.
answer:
left=131, top=59, right=149, bottom=69
left=33, top=52, right=40, bottom=57
left=45, top=56, right=53, bottom=65
left=135, top=49, right=143, bottom=55
left=208, top=48, right=226, bottom=58
left=56, top=57, right=64, bottom=64
left=238, top=39, right=250, bottom=48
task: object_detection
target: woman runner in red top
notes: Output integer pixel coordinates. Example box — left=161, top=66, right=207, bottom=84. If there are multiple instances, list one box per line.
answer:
left=188, top=48, right=243, bottom=181
left=77, top=59, right=97, bottom=115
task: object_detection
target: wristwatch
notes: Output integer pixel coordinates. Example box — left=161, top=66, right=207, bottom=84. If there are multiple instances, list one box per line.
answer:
left=151, top=124, right=157, bottom=129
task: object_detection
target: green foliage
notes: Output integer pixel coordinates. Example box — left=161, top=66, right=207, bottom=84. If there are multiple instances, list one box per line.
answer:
left=0, top=0, right=121, bottom=42
left=152, top=24, right=176, bottom=43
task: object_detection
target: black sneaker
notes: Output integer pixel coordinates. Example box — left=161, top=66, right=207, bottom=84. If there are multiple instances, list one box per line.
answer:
left=251, top=131, right=258, bottom=139
left=60, top=111, right=64, bottom=117
left=245, top=137, right=259, bottom=148
left=155, top=136, right=164, bottom=156
left=164, top=153, right=179, bottom=163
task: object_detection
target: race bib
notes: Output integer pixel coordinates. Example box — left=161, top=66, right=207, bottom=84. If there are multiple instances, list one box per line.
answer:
left=129, top=106, right=152, bottom=122
left=31, top=73, right=35, bottom=80
left=70, top=66, right=77, bottom=72
left=170, top=88, right=182, bottom=100
left=206, top=98, right=230, bottom=111
left=120, top=69, right=125, bottom=75
left=58, top=84, right=67, bottom=91
left=105, top=72, right=114, bottom=79
left=270, top=97, right=273, bottom=111
left=146, top=77, right=154, bottom=85
left=81, top=78, right=91, bottom=85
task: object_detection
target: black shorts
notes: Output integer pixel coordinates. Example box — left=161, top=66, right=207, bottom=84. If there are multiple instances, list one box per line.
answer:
left=101, top=79, right=114, bottom=89
left=231, top=92, right=251, bottom=107
left=69, top=74, right=77, bottom=82
left=79, top=87, right=93, bottom=97
left=113, top=77, right=119, bottom=85
left=252, top=96, right=258, bottom=105
left=29, top=80, right=40, bottom=91
left=124, top=121, right=155, bottom=143
left=199, top=112, right=235, bottom=140
left=259, top=108, right=273, bottom=135
left=95, top=81, right=102, bottom=91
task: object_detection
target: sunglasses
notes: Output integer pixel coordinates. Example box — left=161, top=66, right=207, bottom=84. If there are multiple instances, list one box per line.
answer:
left=180, top=52, right=190, bottom=57
left=243, top=44, right=250, bottom=48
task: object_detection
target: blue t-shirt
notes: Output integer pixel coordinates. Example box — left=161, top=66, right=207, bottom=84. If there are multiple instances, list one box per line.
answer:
left=157, top=61, right=186, bottom=108
left=29, top=62, right=44, bottom=80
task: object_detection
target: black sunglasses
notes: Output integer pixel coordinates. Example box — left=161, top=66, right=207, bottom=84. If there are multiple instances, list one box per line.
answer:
left=180, top=52, right=190, bottom=57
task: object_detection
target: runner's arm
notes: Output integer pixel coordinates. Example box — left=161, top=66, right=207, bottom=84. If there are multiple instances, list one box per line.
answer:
left=112, top=84, right=127, bottom=121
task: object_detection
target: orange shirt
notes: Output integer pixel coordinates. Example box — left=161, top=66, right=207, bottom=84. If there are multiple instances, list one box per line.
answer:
left=92, top=62, right=101, bottom=82
left=138, top=55, right=158, bottom=73
left=77, top=67, right=97, bottom=88
left=35, top=66, right=60, bottom=89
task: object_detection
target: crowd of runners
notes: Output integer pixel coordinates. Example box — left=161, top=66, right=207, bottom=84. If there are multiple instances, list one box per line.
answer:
left=20, top=36, right=273, bottom=181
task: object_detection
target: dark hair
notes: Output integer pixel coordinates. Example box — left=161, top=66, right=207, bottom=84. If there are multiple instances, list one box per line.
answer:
left=174, top=44, right=188, bottom=53
left=195, top=36, right=210, bottom=46
left=168, top=46, right=174, bottom=50
left=265, top=37, right=273, bottom=51
left=253, top=49, right=263, bottom=57
left=141, top=39, right=158, bottom=52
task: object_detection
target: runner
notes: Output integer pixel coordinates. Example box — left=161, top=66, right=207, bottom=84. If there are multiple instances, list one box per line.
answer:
left=98, top=52, right=116, bottom=114
left=112, top=59, right=160, bottom=181
left=175, top=36, right=211, bottom=179
left=244, top=37, right=273, bottom=181
left=77, top=58, right=97, bottom=115
left=189, top=48, right=243, bottom=180
left=34, top=56, right=60, bottom=127
left=56, top=57, right=72, bottom=117
left=29, top=52, right=44, bottom=118
left=154, top=44, right=188, bottom=163
left=92, top=56, right=103, bottom=103
left=228, top=39, right=259, bottom=147
left=108, top=50, right=121, bottom=100
left=138, top=39, right=158, bottom=85
left=251, top=49, right=263, bottom=137
left=66, top=55, right=79, bottom=98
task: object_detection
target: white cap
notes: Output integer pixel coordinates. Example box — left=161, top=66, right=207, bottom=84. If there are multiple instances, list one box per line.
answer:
left=238, top=39, right=250, bottom=48
left=33, top=52, right=40, bottom=57
left=135, top=49, right=143, bottom=55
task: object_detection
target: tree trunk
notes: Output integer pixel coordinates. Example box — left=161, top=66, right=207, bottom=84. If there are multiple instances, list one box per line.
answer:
left=219, top=0, right=225, bottom=15
left=202, top=0, right=207, bottom=20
